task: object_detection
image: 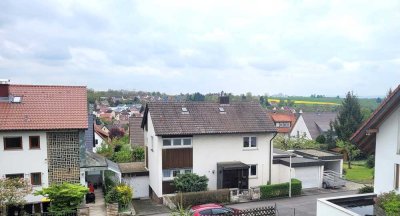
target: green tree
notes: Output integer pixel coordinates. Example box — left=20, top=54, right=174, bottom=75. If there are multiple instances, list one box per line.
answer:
left=259, top=96, right=265, bottom=106
left=333, top=92, right=363, bottom=141
left=333, top=92, right=363, bottom=169
left=316, top=135, right=326, bottom=144
left=337, top=140, right=360, bottom=169
left=325, top=122, right=336, bottom=149
left=173, top=173, right=208, bottom=193
left=0, top=178, right=32, bottom=215
left=34, top=183, right=88, bottom=213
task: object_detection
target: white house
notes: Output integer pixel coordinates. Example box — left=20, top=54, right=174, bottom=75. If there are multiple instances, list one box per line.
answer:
left=141, top=96, right=277, bottom=201
left=350, top=85, right=400, bottom=194
left=317, top=84, right=400, bottom=216
left=290, top=112, right=337, bottom=140
left=0, top=80, right=88, bottom=214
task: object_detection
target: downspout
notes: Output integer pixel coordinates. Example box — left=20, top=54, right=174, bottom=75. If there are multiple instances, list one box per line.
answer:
left=269, top=132, right=278, bottom=185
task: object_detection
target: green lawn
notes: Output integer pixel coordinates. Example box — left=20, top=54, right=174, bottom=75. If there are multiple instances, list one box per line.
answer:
left=343, top=162, right=374, bottom=184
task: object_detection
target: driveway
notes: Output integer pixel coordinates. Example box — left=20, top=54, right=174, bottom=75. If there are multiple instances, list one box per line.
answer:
left=132, top=199, right=170, bottom=216
left=227, top=190, right=358, bottom=216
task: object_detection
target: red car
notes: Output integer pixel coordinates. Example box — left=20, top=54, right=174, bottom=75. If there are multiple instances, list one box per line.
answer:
left=189, top=203, right=238, bottom=216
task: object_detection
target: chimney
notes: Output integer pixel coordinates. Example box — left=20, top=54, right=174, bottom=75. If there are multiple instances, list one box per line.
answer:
left=219, top=91, right=229, bottom=105
left=0, top=79, right=10, bottom=98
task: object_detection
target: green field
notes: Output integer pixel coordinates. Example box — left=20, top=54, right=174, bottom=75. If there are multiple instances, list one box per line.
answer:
left=269, top=96, right=380, bottom=112
left=343, top=161, right=374, bottom=184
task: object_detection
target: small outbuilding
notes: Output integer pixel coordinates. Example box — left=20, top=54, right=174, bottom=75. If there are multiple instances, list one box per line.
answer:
left=119, top=162, right=149, bottom=199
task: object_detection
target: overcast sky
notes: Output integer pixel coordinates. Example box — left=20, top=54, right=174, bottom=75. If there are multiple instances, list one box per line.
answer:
left=0, top=0, right=399, bottom=97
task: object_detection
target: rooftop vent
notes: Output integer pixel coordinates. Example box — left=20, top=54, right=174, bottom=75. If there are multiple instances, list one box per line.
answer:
left=181, top=107, right=189, bottom=114
left=219, top=107, right=226, bottom=114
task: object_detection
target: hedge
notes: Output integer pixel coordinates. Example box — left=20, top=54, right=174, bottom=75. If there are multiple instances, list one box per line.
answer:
left=172, top=189, right=230, bottom=208
left=260, top=179, right=302, bottom=199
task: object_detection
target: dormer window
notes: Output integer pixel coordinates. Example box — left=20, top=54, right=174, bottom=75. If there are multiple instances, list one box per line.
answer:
left=276, top=122, right=291, bottom=128
left=181, top=107, right=189, bottom=114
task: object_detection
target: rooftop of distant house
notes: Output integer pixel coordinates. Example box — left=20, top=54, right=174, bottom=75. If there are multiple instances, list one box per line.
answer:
left=0, top=81, right=88, bottom=131
left=268, top=110, right=297, bottom=133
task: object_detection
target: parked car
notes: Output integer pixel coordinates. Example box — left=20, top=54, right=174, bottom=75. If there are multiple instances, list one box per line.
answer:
left=189, top=204, right=238, bottom=216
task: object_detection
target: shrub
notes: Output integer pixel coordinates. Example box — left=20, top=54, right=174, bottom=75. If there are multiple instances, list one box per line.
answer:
left=316, top=135, right=326, bottom=144
left=358, top=185, right=374, bottom=194
left=365, top=155, right=375, bottom=168
left=376, top=191, right=400, bottom=215
left=105, top=183, right=133, bottom=206
left=260, top=179, right=302, bottom=199
left=132, top=146, right=145, bottom=161
left=172, top=189, right=230, bottom=208
left=173, top=173, right=208, bottom=193
left=112, top=148, right=133, bottom=163
left=34, top=183, right=88, bottom=213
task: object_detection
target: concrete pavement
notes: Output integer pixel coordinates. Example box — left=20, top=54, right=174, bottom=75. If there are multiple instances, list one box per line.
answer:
left=227, top=190, right=358, bottom=216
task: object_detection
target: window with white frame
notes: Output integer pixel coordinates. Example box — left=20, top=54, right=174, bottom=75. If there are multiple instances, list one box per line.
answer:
left=243, top=137, right=257, bottom=148
left=163, top=138, right=192, bottom=148
left=162, top=169, right=192, bottom=180
left=276, top=122, right=291, bottom=128
left=249, top=164, right=257, bottom=177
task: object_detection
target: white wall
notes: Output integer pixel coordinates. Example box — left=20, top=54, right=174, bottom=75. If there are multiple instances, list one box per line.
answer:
left=290, top=115, right=312, bottom=139
left=0, top=131, right=48, bottom=203
left=145, top=113, right=163, bottom=197
left=93, top=132, right=104, bottom=152
left=123, top=176, right=150, bottom=198
left=374, top=105, right=400, bottom=194
left=324, top=160, right=343, bottom=175
left=192, top=133, right=273, bottom=190
left=317, top=198, right=359, bottom=216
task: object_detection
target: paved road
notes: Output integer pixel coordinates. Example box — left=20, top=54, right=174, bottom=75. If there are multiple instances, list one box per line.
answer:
left=147, top=190, right=357, bottom=216
left=227, top=190, right=357, bottom=216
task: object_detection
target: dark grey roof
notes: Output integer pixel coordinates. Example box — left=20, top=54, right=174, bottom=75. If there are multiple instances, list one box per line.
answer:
left=277, top=157, right=324, bottom=167
left=81, top=151, right=120, bottom=173
left=130, top=117, right=144, bottom=146
left=301, top=112, right=337, bottom=139
left=217, top=161, right=250, bottom=170
left=85, top=114, right=95, bottom=151
left=143, top=101, right=277, bottom=136
left=294, top=149, right=343, bottom=160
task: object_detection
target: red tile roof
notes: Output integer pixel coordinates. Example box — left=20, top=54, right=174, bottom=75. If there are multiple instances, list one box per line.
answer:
left=268, top=112, right=297, bottom=133
left=0, top=84, right=88, bottom=131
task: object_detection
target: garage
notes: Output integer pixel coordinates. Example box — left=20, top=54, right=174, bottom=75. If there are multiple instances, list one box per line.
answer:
left=119, top=162, right=150, bottom=199
left=273, top=150, right=325, bottom=189
left=294, top=167, right=322, bottom=188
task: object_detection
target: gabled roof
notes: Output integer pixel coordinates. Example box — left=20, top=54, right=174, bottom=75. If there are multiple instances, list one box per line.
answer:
left=351, top=85, right=400, bottom=154
left=129, top=116, right=144, bottom=146
left=301, top=112, right=337, bottom=139
left=0, top=84, right=88, bottom=131
left=268, top=111, right=297, bottom=133
left=142, top=101, right=277, bottom=136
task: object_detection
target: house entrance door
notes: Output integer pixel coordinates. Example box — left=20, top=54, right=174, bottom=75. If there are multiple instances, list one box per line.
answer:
left=222, top=168, right=249, bottom=189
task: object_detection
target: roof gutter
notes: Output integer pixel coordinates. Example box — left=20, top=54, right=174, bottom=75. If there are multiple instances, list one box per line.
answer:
left=269, top=132, right=278, bottom=184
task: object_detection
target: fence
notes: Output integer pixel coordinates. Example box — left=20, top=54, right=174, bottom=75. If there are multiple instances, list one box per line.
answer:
left=205, top=205, right=276, bottom=216
left=22, top=211, right=78, bottom=216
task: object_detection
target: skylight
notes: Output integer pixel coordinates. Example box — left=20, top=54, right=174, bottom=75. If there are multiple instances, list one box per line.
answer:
left=181, top=107, right=189, bottom=114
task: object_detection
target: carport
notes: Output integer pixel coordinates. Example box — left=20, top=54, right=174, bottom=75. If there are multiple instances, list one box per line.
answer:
left=276, top=157, right=325, bottom=188
left=294, top=149, right=343, bottom=175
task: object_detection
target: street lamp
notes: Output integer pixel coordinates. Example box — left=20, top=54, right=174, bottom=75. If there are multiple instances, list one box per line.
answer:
left=289, top=154, right=292, bottom=198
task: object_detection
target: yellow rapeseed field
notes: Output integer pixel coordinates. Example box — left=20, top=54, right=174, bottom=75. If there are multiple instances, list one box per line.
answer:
left=267, top=99, right=339, bottom=106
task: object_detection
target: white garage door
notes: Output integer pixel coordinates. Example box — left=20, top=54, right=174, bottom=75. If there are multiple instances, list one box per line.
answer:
left=294, top=167, right=321, bottom=188
left=124, top=176, right=149, bottom=198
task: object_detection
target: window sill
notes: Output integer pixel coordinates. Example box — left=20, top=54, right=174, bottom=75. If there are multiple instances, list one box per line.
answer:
left=29, top=148, right=41, bottom=150
left=3, top=148, right=23, bottom=151
left=249, top=176, right=258, bottom=179
left=243, top=148, right=258, bottom=151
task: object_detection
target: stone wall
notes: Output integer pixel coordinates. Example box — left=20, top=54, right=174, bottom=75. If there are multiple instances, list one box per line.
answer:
left=106, top=203, right=118, bottom=216
left=47, top=131, right=81, bottom=184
